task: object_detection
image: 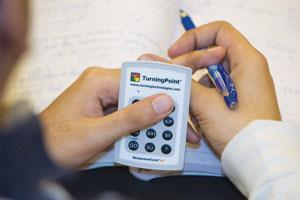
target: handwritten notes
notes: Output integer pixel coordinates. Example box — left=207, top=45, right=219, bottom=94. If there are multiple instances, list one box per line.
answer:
left=5, top=0, right=179, bottom=111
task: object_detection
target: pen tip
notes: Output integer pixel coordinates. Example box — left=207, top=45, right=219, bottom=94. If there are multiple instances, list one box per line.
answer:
left=179, top=9, right=188, bottom=17
left=229, top=102, right=238, bottom=110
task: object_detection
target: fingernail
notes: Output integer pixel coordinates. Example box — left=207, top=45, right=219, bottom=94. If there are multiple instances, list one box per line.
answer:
left=207, top=46, right=222, bottom=52
left=152, top=94, right=173, bottom=115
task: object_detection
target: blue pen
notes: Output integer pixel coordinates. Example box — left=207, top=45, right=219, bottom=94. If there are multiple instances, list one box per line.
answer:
left=180, top=10, right=238, bottom=109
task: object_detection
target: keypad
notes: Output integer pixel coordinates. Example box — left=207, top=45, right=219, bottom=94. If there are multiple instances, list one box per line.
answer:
left=126, top=97, right=176, bottom=156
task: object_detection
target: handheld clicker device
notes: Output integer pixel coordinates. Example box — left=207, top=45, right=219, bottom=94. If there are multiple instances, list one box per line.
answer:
left=114, top=61, right=192, bottom=171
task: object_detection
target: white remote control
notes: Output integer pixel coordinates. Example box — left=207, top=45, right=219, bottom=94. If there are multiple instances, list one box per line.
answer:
left=114, top=61, right=192, bottom=170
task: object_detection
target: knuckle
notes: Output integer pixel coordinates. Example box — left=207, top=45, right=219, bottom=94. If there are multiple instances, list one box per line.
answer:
left=184, top=29, right=196, bottom=41
left=214, top=21, right=237, bottom=37
left=80, top=66, right=106, bottom=82
left=83, top=66, right=103, bottom=77
left=216, top=20, right=234, bottom=29
left=257, top=51, right=268, bottom=65
left=251, top=49, right=269, bottom=70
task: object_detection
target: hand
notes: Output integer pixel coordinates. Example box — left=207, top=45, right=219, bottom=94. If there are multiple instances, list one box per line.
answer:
left=140, top=21, right=281, bottom=156
left=39, top=67, right=175, bottom=168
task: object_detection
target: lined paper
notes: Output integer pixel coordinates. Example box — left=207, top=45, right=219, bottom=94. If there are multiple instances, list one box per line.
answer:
left=5, top=0, right=179, bottom=112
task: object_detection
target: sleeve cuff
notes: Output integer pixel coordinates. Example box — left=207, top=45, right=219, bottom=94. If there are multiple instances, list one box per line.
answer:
left=221, top=120, right=300, bottom=197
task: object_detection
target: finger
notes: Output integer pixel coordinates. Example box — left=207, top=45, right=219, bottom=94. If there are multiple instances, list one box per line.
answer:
left=171, top=46, right=226, bottom=73
left=88, top=93, right=174, bottom=149
left=138, top=53, right=171, bottom=63
left=186, top=124, right=201, bottom=144
left=168, top=21, right=256, bottom=68
left=77, top=67, right=121, bottom=107
left=139, top=47, right=225, bottom=75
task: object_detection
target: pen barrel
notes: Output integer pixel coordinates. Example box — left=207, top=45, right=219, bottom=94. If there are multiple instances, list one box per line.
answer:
left=207, top=64, right=238, bottom=109
left=207, top=64, right=229, bottom=96
left=181, top=16, right=196, bottom=31
left=180, top=9, right=238, bottom=109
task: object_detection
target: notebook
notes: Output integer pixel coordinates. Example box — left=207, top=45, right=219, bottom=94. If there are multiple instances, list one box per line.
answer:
left=4, top=0, right=300, bottom=180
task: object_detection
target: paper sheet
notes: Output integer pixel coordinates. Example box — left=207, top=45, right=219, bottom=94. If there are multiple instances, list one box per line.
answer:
left=5, top=0, right=179, bottom=112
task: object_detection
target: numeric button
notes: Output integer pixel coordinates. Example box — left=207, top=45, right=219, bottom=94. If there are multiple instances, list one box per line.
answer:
left=128, top=141, right=139, bottom=151
left=146, top=128, right=156, bottom=139
left=162, top=130, right=173, bottom=140
left=145, top=143, right=155, bottom=152
left=163, top=117, right=174, bottom=127
left=130, top=130, right=140, bottom=137
left=161, top=144, right=172, bottom=154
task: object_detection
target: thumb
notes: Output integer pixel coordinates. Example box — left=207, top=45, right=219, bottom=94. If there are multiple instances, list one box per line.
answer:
left=90, top=93, right=174, bottom=148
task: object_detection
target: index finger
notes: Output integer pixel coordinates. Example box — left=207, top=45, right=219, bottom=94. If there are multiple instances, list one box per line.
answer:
left=168, top=21, right=257, bottom=68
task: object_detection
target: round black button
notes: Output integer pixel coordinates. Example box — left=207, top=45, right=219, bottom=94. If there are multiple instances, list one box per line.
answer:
left=146, top=128, right=156, bottom=139
left=161, top=144, right=172, bottom=154
left=163, top=117, right=174, bottom=127
left=145, top=142, right=155, bottom=152
left=162, top=130, right=173, bottom=140
left=132, top=99, right=139, bottom=104
left=130, top=130, right=140, bottom=137
left=128, top=141, right=139, bottom=151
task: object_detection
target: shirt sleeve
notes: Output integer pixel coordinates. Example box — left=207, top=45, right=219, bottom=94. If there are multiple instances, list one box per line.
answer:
left=221, top=120, right=300, bottom=199
left=0, top=114, right=64, bottom=198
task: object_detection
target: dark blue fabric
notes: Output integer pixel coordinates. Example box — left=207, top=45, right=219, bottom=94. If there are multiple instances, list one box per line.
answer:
left=0, top=114, right=62, bottom=199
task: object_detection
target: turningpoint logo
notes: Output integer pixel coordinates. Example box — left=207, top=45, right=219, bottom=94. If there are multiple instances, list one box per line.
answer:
left=130, top=72, right=140, bottom=82
left=130, top=72, right=181, bottom=84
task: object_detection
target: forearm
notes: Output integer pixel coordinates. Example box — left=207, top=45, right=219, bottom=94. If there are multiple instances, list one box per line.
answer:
left=222, top=120, right=300, bottom=199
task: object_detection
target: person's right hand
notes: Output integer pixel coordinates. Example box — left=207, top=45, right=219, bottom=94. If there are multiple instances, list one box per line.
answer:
left=170, top=21, right=282, bottom=155
left=141, top=21, right=281, bottom=156
left=40, top=68, right=175, bottom=168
